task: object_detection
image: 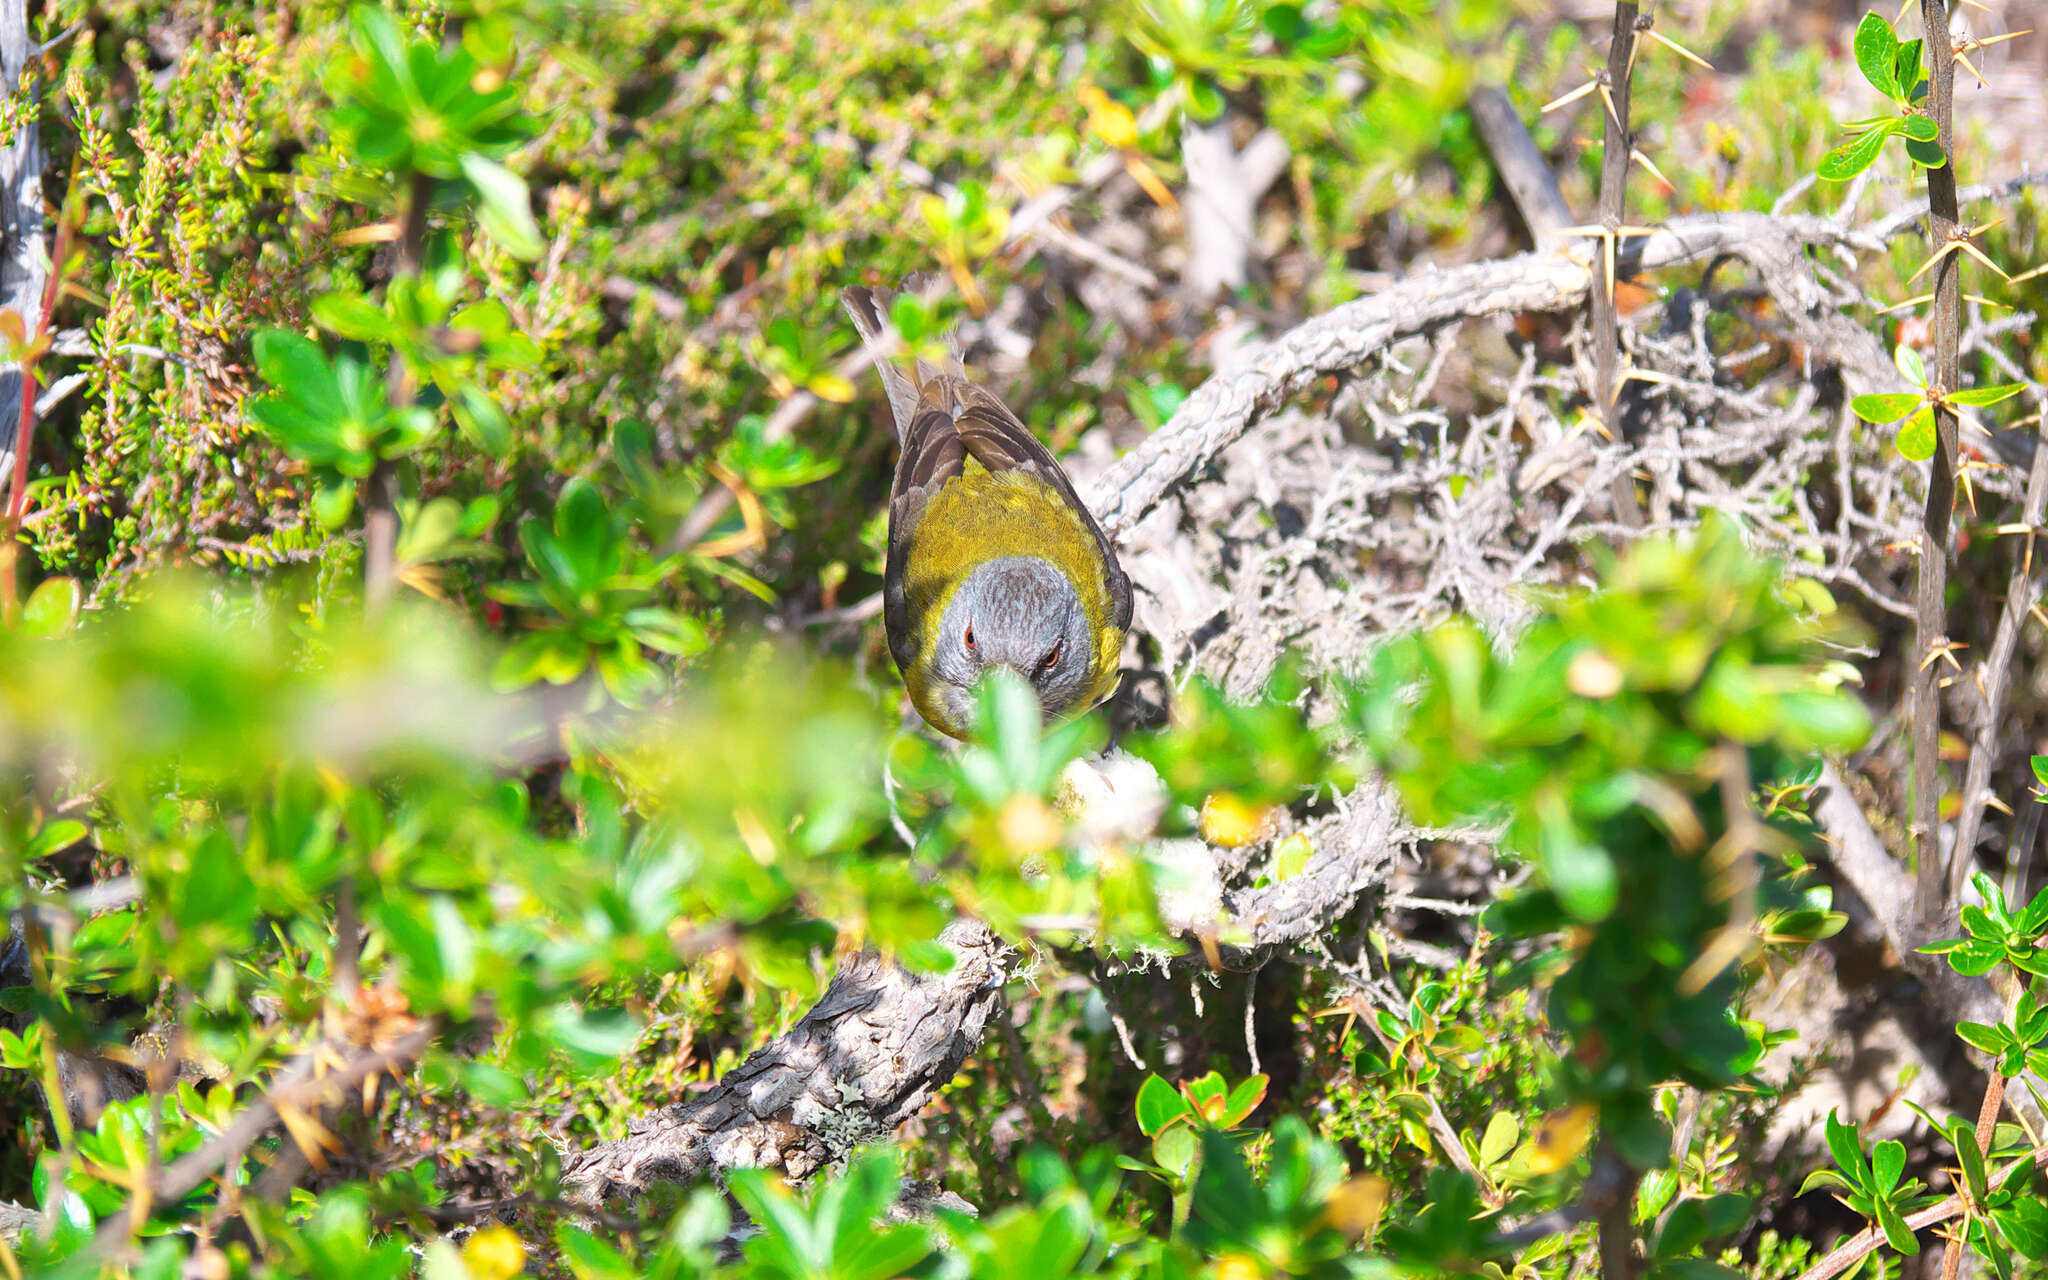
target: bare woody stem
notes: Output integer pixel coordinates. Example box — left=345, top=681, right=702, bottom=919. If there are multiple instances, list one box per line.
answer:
left=1793, top=1138, right=2048, bottom=1280
left=1595, top=2, right=1644, bottom=529
left=1911, top=0, right=1963, bottom=926
left=363, top=170, right=434, bottom=617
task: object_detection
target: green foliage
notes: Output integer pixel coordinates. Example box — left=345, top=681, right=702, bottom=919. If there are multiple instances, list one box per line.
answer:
left=1817, top=12, right=1942, bottom=180
left=1849, top=343, right=2025, bottom=462
left=1352, top=516, right=1869, bottom=1167
left=8, top=3, right=2046, bottom=1279
left=1919, top=872, right=2048, bottom=979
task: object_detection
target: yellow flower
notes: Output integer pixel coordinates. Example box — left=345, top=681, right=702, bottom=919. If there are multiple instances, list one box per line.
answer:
left=1199, top=792, right=1267, bottom=848
left=462, top=1225, right=526, bottom=1280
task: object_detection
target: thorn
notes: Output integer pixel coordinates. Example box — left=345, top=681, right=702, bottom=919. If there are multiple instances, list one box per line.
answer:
left=1596, top=80, right=1624, bottom=132
left=1954, top=49, right=1988, bottom=88
left=1541, top=79, right=1600, bottom=114
left=1908, top=240, right=1965, bottom=284
left=1957, top=238, right=2011, bottom=280
left=1643, top=25, right=1713, bottom=70
left=1920, top=640, right=1967, bottom=673
left=1630, top=147, right=1675, bottom=192
left=2009, top=261, right=2048, bottom=285
left=1957, top=28, right=2030, bottom=52
left=1878, top=293, right=1936, bottom=314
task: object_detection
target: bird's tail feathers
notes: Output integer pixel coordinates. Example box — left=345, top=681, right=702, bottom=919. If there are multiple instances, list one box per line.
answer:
left=841, top=276, right=966, bottom=438
left=841, top=284, right=920, bottom=439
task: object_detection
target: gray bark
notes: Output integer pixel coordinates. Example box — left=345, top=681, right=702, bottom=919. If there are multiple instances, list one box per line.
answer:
left=561, top=921, right=1012, bottom=1204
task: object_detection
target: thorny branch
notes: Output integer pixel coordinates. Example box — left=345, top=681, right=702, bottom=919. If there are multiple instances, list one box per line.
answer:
left=1592, top=2, right=1644, bottom=533
left=1912, top=0, right=1963, bottom=927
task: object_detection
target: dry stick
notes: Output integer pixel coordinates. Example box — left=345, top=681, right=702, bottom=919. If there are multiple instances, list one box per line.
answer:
left=1083, top=207, right=1892, bottom=541
left=1948, top=432, right=2048, bottom=895
left=1912, top=0, right=1964, bottom=927
left=341, top=170, right=436, bottom=1003
left=88, top=1021, right=438, bottom=1258
left=362, top=170, right=434, bottom=617
left=1467, top=86, right=1573, bottom=251
left=1792, top=1141, right=2048, bottom=1280
left=1593, top=3, right=1645, bottom=531
left=562, top=921, right=1011, bottom=1205
left=1588, top=1142, right=1642, bottom=1280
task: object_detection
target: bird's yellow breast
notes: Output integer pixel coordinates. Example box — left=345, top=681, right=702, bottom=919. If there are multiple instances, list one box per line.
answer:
left=901, top=464, right=1123, bottom=705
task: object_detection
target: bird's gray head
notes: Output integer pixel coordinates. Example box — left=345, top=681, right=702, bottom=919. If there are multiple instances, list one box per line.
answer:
left=929, top=555, right=1094, bottom=731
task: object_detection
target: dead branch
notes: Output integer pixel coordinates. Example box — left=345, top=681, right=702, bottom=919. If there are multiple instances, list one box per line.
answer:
left=1949, top=428, right=2048, bottom=892
left=1913, top=0, right=1964, bottom=928
left=561, top=921, right=1011, bottom=1206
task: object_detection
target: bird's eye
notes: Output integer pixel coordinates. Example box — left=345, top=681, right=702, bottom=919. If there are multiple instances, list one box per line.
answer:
left=964, top=626, right=976, bottom=651
left=1039, top=642, right=1062, bottom=671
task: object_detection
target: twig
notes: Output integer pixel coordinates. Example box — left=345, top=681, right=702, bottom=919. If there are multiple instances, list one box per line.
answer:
left=1912, top=0, right=1964, bottom=927
left=1467, top=86, right=1572, bottom=250
left=1589, top=1142, right=1642, bottom=1280
left=1593, top=3, right=1645, bottom=530
left=1793, top=1140, right=2048, bottom=1280
left=364, top=170, right=433, bottom=614
left=1948, top=430, right=2048, bottom=893
left=89, top=1021, right=437, bottom=1256
left=1938, top=1068, right=2008, bottom=1280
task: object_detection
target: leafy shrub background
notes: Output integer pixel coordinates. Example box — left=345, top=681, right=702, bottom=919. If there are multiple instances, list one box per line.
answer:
left=1, top=0, right=2047, bottom=1278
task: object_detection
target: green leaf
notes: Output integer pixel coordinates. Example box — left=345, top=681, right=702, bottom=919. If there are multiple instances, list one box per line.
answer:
left=1853, top=12, right=1903, bottom=101
left=1152, top=1122, right=1199, bottom=1178
left=543, top=1006, right=644, bottom=1061
left=454, top=384, right=514, bottom=455
left=1216, top=1073, right=1268, bottom=1128
left=1954, top=1123, right=1989, bottom=1202
left=460, top=153, right=544, bottom=261
left=1894, top=38, right=1926, bottom=99
left=1905, top=135, right=1947, bottom=169
left=1136, top=1073, right=1196, bottom=1136
left=1948, top=383, right=2026, bottom=408
left=1870, top=1139, right=1905, bottom=1193
left=1957, top=1022, right=2009, bottom=1055
left=313, top=475, right=357, bottom=530
left=19, top=576, right=81, bottom=637
left=1479, top=1111, right=1521, bottom=1166
left=1897, top=114, right=1938, bottom=143
left=1818, top=118, right=1902, bottom=181
left=1895, top=345, right=1928, bottom=388
left=1896, top=407, right=1937, bottom=461
left=1825, top=1111, right=1870, bottom=1184
left=1850, top=392, right=1923, bottom=424
left=310, top=293, right=396, bottom=344
left=1996, top=1196, right=2048, bottom=1259
left=1877, top=1200, right=1919, bottom=1255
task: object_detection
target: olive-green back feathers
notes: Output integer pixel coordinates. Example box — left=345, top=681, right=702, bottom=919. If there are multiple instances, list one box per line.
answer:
left=841, top=284, right=1133, bottom=689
